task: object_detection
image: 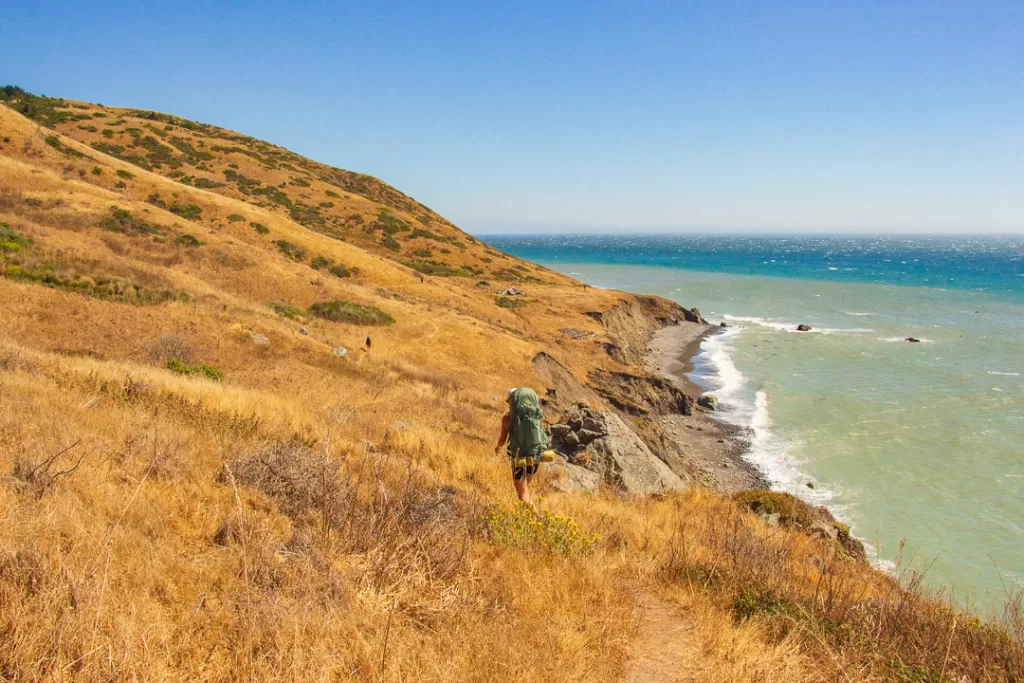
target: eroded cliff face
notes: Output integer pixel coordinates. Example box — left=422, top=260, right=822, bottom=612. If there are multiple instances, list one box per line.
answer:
left=530, top=294, right=726, bottom=495
left=588, top=296, right=705, bottom=367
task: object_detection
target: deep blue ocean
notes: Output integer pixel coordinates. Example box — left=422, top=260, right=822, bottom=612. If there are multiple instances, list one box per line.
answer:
left=487, top=235, right=1024, bottom=302
left=485, top=234, right=1024, bottom=612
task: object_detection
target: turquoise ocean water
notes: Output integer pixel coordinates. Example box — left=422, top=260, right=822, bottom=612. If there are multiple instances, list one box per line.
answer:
left=487, top=235, right=1024, bottom=612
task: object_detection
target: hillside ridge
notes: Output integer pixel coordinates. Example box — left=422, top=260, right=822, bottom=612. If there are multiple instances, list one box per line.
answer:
left=2, top=87, right=1021, bottom=682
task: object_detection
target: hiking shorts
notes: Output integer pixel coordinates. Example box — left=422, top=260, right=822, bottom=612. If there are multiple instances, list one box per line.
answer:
left=511, top=461, right=538, bottom=481
left=509, top=450, right=540, bottom=480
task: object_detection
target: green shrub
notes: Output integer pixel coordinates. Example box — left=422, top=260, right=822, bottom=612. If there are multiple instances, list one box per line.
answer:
left=411, top=248, right=433, bottom=258
left=114, top=181, right=126, bottom=189
left=268, top=301, right=304, bottom=320
left=381, top=236, right=401, bottom=252
left=732, top=589, right=793, bottom=622
left=496, top=296, right=528, bottom=309
left=168, top=202, right=202, bottom=221
left=250, top=222, right=269, bottom=235
left=403, top=259, right=470, bottom=277
left=193, top=177, right=225, bottom=189
left=115, top=169, right=134, bottom=179
left=175, top=234, right=201, bottom=247
left=0, top=87, right=76, bottom=127
left=329, top=265, right=352, bottom=278
left=166, top=357, right=223, bottom=382
left=226, top=214, right=245, bottom=222
left=44, top=135, right=83, bottom=158
left=1, top=222, right=33, bottom=261
left=310, top=255, right=333, bottom=270
left=307, top=300, right=394, bottom=326
left=273, top=239, right=306, bottom=260
left=324, top=190, right=340, bottom=199
left=100, top=129, right=115, bottom=138
left=99, top=206, right=160, bottom=235
left=91, top=166, right=102, bottom=176
left=484, top=503, right=597, bottom=557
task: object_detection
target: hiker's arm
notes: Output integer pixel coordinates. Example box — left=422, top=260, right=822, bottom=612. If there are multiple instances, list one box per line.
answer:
left=494, top=414, right=510, bottom=454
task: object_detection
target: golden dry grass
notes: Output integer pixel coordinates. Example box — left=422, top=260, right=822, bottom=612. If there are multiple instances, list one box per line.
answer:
left=2, top=94, right=1022, bottom=682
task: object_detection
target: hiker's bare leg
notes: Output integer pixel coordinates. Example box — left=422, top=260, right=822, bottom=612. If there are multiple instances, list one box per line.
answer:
left=515, top=474, right=535, bottom=509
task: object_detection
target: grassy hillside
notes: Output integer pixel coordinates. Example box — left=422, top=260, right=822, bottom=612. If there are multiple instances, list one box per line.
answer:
left=1, top=88, right=1022, bottom=682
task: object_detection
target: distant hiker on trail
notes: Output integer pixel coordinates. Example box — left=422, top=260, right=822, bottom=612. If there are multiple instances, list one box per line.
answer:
left=495, top=387, right=552, bottom=508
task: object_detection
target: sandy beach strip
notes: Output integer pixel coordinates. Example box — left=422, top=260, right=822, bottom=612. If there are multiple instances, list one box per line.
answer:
left=644, top=321, right=769, bottom=492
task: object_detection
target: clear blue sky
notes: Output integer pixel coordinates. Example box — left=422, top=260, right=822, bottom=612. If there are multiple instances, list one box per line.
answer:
left=3, top=1, right=1022, bottom=234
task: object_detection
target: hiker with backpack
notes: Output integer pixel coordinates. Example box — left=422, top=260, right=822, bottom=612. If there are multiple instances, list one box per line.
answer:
left=495, top=387, right=552, bottom=508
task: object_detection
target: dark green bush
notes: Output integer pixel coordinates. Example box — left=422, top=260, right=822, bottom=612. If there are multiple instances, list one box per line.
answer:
left=307, top=300, right=394, bottom=326
left=250, top=222, right=269, bottom=235
left=268, top=301, right=304, bottom=320
left=381, top=236, right=401, bottom=252
left=496, top=296, right=528, bottom=309
left=193, top=177, right=225, bottom=189
left=310, top=255, right=334, bottom=270
left=329, top=264, right=351, bottom=278
left=227, top=214, right=245, bottom=222
left=175, top=234, right=201, bottom=247
left=403, top=259, right=471, bottom=277
left=170, top=203, right=202, bottom=221
left=99, top=206, right=160, bottom=235
left=273, top=239, right=306, bottom=260
left=166, top=357, right=223, bottom=382
left=115, top=169, right=134, bottom=179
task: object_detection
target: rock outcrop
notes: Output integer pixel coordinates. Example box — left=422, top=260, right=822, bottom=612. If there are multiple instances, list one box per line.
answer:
left=588, top=296, right=702, bottom=365
left=588, top=368, right=694, bottom=416
left=549, top=403, right=686, bottom=494
left=734, top=490, right=867, bottom=561
left=697, top=395, right=718, bottom=411
left=796, top=324, right=812, bottom=332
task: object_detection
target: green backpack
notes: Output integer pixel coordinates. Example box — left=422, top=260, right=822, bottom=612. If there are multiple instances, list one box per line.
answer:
left=508, top=388, right=549, bottom=458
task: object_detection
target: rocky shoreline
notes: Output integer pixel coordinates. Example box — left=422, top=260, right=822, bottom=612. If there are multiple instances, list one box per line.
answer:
left=643, top=322, right=769, bottom=492
left=536, top=297, right=768, bottom=496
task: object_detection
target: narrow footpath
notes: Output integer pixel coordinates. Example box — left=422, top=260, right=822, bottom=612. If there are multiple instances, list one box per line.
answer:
left=623, top=591, right=697, bottom=683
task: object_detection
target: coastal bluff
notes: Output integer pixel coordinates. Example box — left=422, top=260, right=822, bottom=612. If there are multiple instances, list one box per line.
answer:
left=1, top=88, right=1020, bottom=682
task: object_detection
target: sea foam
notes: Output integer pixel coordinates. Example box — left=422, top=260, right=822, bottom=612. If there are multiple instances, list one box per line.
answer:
left=690, top=327, right=839, bottom=513
left=724, top=314, right=872, bottom=335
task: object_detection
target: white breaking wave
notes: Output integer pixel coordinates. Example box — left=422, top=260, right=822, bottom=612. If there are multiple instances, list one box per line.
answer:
left=987, top=371, right=1021, bottom=377
left=844, top=312, right=874, bottom=317
left=689, top=327, right=839, bottom=512
left=724, top=314, right=873, bottom=335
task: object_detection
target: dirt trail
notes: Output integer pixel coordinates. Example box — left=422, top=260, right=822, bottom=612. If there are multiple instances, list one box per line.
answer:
left=623, top=591, right=698, bottom=683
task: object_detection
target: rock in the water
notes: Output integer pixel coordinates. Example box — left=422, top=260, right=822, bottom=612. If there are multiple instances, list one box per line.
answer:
left=251, top=333, right=270, bottom=346
left=796, top=324, right=812, bottom=332
left=906, top=337, right=920, bottom=343
left=333, top=347, right=348, bottom=357
left=806, top=482, right=815, bottom=489
left=720, top=321, right=728, bottom=327
left=697, top=395, right=718, bottom=411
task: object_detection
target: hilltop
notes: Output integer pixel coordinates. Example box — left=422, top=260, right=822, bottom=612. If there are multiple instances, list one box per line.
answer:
left=1, top=88, right=1021, bottom=682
